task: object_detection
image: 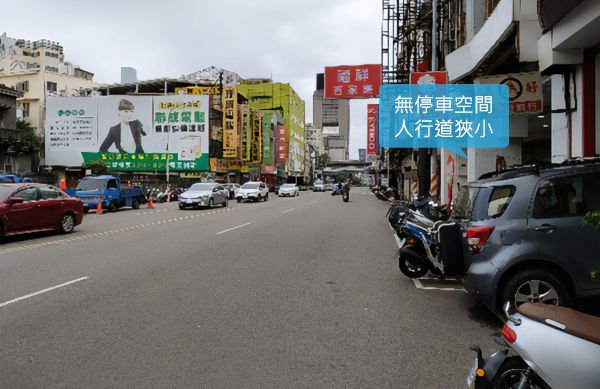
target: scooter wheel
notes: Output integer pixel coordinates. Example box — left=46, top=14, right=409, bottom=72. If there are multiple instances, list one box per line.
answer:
left=399, top=257, right=430, bottom=278
left=491, top=356, right=550, bottom=389
left=343, top=192, right=349, bottom=202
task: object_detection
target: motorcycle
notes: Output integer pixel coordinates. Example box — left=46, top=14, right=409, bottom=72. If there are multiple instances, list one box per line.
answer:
left=331, top=180, right=351, bottom=202
left=468, top=302, right=600, bottom=389
left=388, top=197, right=458, bottom=279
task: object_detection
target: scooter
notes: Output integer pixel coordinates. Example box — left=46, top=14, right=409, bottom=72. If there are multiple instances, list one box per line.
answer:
left=468, top=302, right=600, bottom=389
left=331, top=180, right=351, bottom=202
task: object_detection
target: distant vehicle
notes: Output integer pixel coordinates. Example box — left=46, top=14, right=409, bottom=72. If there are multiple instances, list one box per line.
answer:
left=178, top=182, right=228, bottom=209
left=0, top=174, right=32, bottom=183
left=0, top=183, right=84, bottom=239
left=313, top=180, right=325, bottom=192
left=278, top=183, right=300, bottom=197
left=237, top=181, right=269, bottom=203
left=64, top=175, right=146, bottom=213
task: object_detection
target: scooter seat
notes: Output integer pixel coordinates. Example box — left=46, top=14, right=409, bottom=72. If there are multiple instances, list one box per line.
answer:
left=518, top=303, right=600, bottom=346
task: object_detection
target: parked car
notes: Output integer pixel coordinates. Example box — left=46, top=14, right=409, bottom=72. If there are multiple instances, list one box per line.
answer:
left=278, top=183, right=300, bottom=197
left=438, top=160, right=600, bottom=314
left=221, top=183, right=240, bottom=199
left=236, top=181, right=269, bottom=203
left=178, top=182, right=228, bottom=209
left=0, top=183, right=84, bottom=239
left=313, top=180, right=325, bottom=192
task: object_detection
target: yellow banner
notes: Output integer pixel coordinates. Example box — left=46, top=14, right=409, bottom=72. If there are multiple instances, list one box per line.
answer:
left=222, top=86, right=238, bottom=158
left=174, top=86, right=222, bottom=95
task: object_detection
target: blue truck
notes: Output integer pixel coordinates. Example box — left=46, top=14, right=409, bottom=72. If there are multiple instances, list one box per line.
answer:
left=64, top=175, right=147, bottom=213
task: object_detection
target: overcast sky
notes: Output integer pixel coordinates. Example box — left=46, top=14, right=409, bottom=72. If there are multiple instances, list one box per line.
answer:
left=1, top=0, right=381, bottom=159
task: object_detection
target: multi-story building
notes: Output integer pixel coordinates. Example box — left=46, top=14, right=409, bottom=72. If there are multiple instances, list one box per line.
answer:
left=0, top=33, right=99, bottom=142
left=237, top=80, right=307, bottom=181
left=305, top=123, right=324, bottom=156
left=312, top=73, right=350, bottom=161
left=0, top=84, right=23, bottom=173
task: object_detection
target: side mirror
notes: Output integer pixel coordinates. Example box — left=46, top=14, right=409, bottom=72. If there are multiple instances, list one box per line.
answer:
left=7, top=197, right=25, bottom=205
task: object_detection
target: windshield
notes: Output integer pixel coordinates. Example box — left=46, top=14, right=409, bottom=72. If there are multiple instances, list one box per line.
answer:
left=189, top=183, right=215, bottom=192
left=76, top=179, right=107, bottom=191
left=315, top=181, right=323, bottom=185
left=281, top=184, right=295, bottom=188
left=242, top=183, right=259, bottom=189
left=0, top=185, right=16, bottom=201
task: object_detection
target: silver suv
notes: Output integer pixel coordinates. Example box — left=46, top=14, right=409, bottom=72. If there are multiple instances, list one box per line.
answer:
left=236, top=181, right=269, bottom=203
left=442, top=160, right=600, bottom=314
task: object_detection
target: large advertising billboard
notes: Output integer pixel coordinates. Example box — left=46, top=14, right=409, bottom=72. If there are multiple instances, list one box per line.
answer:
left=367, top=104, right=379, bottom=161
left=324, top=64, right=381, bottom=99
left=46, top=95, right=210, bottom=171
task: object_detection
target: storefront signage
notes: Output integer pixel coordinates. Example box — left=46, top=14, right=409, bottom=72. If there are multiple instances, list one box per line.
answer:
left=324, top=64, right=382, bottom=99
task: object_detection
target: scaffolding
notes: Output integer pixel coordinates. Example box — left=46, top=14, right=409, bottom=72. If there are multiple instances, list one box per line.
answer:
left=382, top=0, right=465, bottom=85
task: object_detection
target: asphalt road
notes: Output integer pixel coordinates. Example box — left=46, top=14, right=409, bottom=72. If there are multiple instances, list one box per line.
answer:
left=0, top=190, right=503, bottom=388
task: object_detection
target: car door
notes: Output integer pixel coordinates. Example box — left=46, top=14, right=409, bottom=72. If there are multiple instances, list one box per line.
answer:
left=528, top=171, right=600, bottom=291
left=215, top=185, right=225, bottom=203
left=4, top=186, right=44, bottom=232
left=37, top=185, right=66, bottom=230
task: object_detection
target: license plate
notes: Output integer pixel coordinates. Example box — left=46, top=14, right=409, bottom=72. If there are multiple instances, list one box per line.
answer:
left=243, top=195, right=247, bottom=198
left=186, top=200, right=193, bottom=204
left=466, top=358, right=478, bottom=388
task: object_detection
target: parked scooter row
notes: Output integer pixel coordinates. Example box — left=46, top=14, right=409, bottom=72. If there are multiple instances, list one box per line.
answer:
left=468, top=301, right=600, bottom=389
left=386, top=196, right=457, bottom=279
left=371, top=184, right=399, bottom=202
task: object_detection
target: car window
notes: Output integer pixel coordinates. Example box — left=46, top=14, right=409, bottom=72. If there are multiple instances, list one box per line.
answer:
left=107, top=179, right=118, bottom=189
left=533, top=172, right=600, bottom=218
left=242, top=183, right=259, bottom=189
left=13, top=187, right=38, bottom=202
left=39, top=186, right=61, bottom=199
left=487, top=186, right=516, bottom=218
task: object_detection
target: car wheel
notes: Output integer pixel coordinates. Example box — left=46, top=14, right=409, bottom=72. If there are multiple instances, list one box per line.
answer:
left=60, top=213, right=75, bottom=234
left=237, top=198, right=241, bottom=203
left=179, top=204, right=186, bottom=210
left=399, top=257, right=430, bottom=278
left=264, top=193, right=268, bottom=202
left=83, top=208, right=90, bottom=214
left=222, top=197, right=228, bottom=207
left=500, top=268, right=570, bottom=314
left=132, top=199, right=140, bottom=209
left=108, top=200, right=118, bottom=213
left=208, top=198, right=214, bottom=208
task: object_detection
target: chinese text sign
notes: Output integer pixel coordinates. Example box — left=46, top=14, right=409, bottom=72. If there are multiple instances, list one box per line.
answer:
left=379, top=84, right=509, bottom=158
left=324, top=64, right=381, bottom=99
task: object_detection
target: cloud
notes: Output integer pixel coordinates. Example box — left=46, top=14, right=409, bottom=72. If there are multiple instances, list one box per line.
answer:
left=1, top=0, right=381, bottom=158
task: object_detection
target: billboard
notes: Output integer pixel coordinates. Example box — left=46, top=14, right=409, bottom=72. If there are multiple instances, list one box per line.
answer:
left=410, top=71, right=448, bottom=85
left=324, top=64, right=381, bottom=99
left=277, top=124, right=287, bottom=163
left=475, top=72, right=543, bottom=114
left=46, top=95, right=210, bottom=171
left=367, top=104, right=379, bottom=161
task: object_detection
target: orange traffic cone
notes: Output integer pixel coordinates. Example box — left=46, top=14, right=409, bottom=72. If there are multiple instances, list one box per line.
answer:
left=166, top=193, right=171, bottom=203
left=148, top=197, right=154, bottom=209
left=96, top=201, right=103, bottom=215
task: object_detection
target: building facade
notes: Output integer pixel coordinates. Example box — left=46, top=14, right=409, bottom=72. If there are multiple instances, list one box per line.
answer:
left=313, top=73, right=350, bottom=161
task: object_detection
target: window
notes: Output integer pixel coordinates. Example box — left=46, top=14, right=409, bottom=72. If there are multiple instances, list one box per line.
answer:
left=39, top=186, right=61, bottom=199
left=487, top=186, right=516, bottom=218
left=22, top=102, right=30, bottom=118
left=14, top=188, right=38, bottom=202
left=44, top=51, right=59, bottom=58
left=3, top=156, right=13, bottom=174
left=533, top=172, right=600, bottom=219
left=106, top=179, right=118, bottom=189
left=45, top=66, right=58, bottom=73
left=47, top=81, right=57, bottom=93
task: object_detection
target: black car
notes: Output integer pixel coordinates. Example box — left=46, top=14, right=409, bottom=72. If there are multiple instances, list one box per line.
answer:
left=436, top=159, right=600, bottom=314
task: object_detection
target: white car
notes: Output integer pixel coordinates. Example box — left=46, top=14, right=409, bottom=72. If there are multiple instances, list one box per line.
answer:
left=278, top=183, right=300, bottom=197
left=312, top=180, right=325, bottom=192
left=236, top=181, right=269, bottom=203
left=179, top=183, right=228, bottom=209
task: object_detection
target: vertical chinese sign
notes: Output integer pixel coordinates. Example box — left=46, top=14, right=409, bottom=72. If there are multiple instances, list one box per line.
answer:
left=262, top=114, right=273, bottom=166
left=324, top=64, right=381, bottom=99
left=367, top=104, right=379, bottom=162
left=251, top=112, right=262, bottom=163
left=239, top=104, right=251, bottom=161
left=277, top=124, right=287, bottom=163
left=222, top=86, right=238, bottom=158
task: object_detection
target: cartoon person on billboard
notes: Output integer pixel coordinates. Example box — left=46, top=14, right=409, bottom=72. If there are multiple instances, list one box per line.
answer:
left=99, top=99, right=147, bottom=153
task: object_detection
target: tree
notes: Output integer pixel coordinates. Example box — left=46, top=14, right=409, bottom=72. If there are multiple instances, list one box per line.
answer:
left=318, top=153, right=330, bottom=167
left=16, top=119, right=42, bottom=149
left=84, top=161, right=109, bottom=175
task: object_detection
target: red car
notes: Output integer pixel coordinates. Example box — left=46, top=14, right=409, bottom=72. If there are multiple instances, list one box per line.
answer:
left=0, top=183, right=84, bottom=239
